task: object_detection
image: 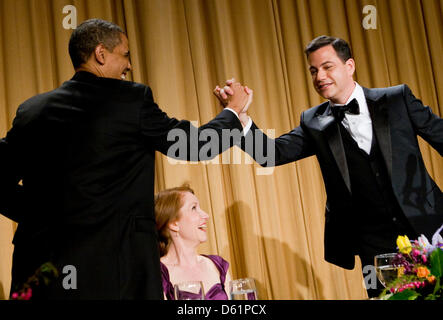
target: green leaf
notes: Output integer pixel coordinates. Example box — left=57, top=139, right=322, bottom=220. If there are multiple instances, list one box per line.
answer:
left=430, top=248, right=443, bottom=277
left=388, top=290, right=420, bottom=300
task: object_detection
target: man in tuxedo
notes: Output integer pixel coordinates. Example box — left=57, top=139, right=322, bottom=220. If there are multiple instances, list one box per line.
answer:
left=0, top=140, right=24, bottom=223
left=0, top=19, right=249, bottom=299
left=216, top=35, right=443, bottom=296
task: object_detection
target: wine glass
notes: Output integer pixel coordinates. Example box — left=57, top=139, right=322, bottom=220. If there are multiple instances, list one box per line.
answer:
left=374, top=253, right=399, bottom=287
left=229, top=278, right=258, bottom=300
left=174, top=281, right=205, bottom=300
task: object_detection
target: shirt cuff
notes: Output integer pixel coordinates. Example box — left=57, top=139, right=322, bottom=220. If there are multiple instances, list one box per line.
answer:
left=224, top=108, right=252, bottom=136
left=242, top=117, right=252, bottom=136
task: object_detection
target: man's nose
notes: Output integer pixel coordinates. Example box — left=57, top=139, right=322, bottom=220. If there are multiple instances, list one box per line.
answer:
left=316, top=68, right=327, bottom=80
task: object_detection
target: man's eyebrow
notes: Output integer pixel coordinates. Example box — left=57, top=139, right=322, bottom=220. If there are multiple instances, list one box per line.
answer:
left=309, top=61, right=335, bottom=70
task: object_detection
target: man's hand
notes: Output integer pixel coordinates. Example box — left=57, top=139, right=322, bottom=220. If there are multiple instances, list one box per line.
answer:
left=213, top=78, right=253, bottom=126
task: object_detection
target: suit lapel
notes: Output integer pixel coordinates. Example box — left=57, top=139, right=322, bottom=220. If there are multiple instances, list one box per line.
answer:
left=325, top=121, right=352, bottom=193
left=364, top=88, right=392, bottom=179
left=312, top=103, right=352, bottom=193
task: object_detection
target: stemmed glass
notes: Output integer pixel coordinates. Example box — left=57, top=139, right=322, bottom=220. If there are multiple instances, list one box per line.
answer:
left=374, top=253, right=399, bottom=287
left=229, top=278, right=258, bottom=300
left=174, top=281, right=205, bottom=300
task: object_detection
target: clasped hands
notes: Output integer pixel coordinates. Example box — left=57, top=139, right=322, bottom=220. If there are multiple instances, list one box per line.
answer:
left=213, top=79, right=253, bottom=127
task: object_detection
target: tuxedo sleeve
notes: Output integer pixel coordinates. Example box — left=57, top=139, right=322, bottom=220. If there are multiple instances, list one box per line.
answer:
left=404, top=84, right=443, bottom=155
left=240, top=114, right=315, bottom=167
left=0, top=138, right=24, bottom=222
left=139, top=86, right=244, bottom=160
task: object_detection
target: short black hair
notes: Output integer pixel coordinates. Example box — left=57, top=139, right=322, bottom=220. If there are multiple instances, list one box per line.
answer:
left=68, top=18, right=125, bottom=69
left=304, top=35, right=352, bottom=62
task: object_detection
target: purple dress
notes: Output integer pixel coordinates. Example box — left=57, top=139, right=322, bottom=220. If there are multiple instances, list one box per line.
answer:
left=160, top=255, right=229, bottom=300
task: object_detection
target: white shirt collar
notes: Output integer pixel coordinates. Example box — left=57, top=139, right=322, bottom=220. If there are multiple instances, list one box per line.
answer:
left=330, top=82, right=369, bottom=115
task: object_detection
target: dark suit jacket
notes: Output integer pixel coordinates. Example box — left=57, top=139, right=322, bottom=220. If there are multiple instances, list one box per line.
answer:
left=243, top=84, right=443, bottom=269
left=1, top=71, right=243, bottom=299
left=0, top=139, right=25, bottom=222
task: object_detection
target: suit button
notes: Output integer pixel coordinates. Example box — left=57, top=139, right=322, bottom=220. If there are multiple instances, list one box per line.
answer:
left=375, top=172, right=380, bottom=177
left=392, top=217, right=397, bottom=222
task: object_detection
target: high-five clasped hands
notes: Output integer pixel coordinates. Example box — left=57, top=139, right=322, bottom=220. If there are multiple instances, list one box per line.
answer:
left=214, top=78, right=253, bottom=127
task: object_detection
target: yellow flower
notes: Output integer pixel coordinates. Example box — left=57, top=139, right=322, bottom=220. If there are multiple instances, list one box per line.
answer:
left=416, top=266, right=430, bottom=278
left=397, top=235, right=412, bottom=254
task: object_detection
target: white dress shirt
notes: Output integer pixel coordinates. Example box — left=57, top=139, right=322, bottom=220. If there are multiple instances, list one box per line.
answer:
left=330, top=83, right=373, bottom=154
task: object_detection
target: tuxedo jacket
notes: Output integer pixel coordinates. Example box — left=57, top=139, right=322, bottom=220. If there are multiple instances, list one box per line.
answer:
left=1, top=71, right=243, bottom=299
left=244, top=84, right=443, bottom=269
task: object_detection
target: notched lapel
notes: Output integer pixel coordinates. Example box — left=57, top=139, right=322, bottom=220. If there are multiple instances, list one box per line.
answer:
left=365, top=89, right=393, bottom=179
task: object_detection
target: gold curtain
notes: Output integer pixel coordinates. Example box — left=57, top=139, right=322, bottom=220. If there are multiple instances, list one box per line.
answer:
left=0, top=0, right=442, bottom=300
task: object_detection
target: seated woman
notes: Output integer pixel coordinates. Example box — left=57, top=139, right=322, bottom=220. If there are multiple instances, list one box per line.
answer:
left=155, top=184, right=231, bottom=300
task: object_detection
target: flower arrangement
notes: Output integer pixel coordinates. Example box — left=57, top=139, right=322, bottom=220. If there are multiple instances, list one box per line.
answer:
left=379, top=225, right=443, bottom=300
left=10, top=262, right=59, bottom=300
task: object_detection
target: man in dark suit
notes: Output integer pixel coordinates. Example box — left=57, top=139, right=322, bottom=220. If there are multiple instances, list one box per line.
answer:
left=216, top=35, right=443, bottom=297
left=0, top=140, right=24, bottom=223
left=0, top=19, right=249, bottom=299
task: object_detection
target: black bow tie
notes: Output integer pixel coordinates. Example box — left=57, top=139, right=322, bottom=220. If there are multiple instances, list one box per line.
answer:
left=331, top=98, right=360, bottom=122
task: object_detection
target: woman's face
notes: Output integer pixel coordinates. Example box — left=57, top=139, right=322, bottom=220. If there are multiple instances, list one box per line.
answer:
left=175, top=192, right=209, bottom=244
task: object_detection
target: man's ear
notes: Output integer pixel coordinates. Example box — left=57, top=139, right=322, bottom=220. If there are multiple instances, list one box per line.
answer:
left=345, top=58, right=356, bottom=76
left=94, top=44, right=106, bottom=65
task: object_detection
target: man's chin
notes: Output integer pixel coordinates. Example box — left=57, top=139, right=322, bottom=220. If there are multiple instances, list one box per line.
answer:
left=316, top=90, right=332, bottom=101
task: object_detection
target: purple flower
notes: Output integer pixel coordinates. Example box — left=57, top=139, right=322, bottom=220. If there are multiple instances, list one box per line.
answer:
left=417, top=234, right=433, bottom=252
